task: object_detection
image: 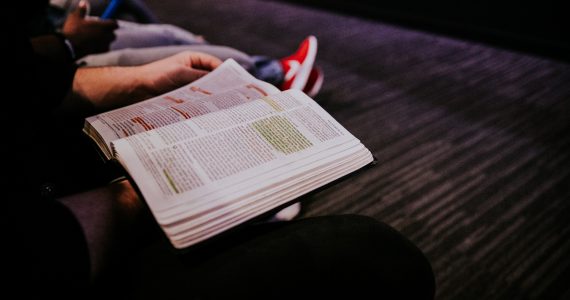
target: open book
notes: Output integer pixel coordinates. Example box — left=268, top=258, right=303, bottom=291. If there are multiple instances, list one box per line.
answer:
left=84, top=59, right=374, bottom=249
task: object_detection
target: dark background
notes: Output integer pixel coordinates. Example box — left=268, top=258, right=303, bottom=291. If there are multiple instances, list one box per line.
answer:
left=284, top=0, right=569, bottom=61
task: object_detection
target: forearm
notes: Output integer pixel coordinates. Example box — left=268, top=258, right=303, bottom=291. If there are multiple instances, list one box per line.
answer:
left=65, top=51, right=221, bottom=115
left=71, top=65, right=153, bottom=111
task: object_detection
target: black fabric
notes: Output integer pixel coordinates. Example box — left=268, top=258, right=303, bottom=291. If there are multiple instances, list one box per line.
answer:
left=5, top=15, right=112, bottom=196
left=8, top=201, right=91, bottom=298
left=97, top=215, right=435, bottom=299
left=21, top=0, right=54, bottom=36
left=3, top=19, right=91, bottom=297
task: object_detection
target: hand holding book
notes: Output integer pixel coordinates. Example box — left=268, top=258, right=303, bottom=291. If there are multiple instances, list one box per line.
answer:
left=84, top=59, right=374, bottom=249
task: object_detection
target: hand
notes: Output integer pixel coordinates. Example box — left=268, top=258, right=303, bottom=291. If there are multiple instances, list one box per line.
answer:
left=71, top=51, right=223, bottom=112
left=139, top=51, right=223, bottom=96
left=62, top=0, right=118, bottom=58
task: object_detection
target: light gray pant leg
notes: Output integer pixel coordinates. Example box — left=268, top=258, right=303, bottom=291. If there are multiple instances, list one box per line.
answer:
left=79, top=45, right=256, bottom=70
left=111, top=21, right=206, bottom=50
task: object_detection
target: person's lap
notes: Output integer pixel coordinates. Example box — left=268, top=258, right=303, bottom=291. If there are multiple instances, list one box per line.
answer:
left=94, top=214, right=435, bottom=299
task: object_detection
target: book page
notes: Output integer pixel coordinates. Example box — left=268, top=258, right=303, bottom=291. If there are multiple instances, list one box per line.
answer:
left=170, top=149, right=372, bottom=247
left=114, top=89, right=374, bottom=248
left=85, top=59, right=280, bottom=152
left=164, top=143, right=370, bottom=234
left=113, top=90, right=366, bottom=215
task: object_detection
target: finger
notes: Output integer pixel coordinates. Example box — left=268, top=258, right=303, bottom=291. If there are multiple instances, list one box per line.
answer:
left=189, top=69, right=209, bottom=79
left=106, top=19, right=119, bottom=30
left=180, top=68, right=209, bottom=83
left=72, top=0, right=89, bottom=18
left=169, top=68, right=210, bottom=88
left=190, top=53, right=223, bottom=71
left=87, top=19, right=119, bottom=30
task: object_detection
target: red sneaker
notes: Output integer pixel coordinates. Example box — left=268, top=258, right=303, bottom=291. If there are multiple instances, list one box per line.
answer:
left=303, top=66, right=324, bottom=98
left=279, top=35, right=318, bottom=90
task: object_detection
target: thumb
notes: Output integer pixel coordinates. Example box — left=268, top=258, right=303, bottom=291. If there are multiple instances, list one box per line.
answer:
left=71, top=0, right=89, bottom=18
left=180, top=68, right=209, bottom=83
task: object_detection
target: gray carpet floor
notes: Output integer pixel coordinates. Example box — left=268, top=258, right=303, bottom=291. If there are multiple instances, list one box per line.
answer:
left=145, top=1, right=570, bottom=299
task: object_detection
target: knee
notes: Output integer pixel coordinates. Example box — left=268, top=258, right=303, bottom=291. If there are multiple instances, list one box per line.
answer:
left=322, top=214, right=436, bottom=299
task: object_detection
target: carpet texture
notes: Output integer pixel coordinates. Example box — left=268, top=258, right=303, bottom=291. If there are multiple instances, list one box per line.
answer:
left=144, top=1, right=570, bottom=299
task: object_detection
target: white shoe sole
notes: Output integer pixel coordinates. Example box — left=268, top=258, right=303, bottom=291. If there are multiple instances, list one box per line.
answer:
left=271, top=202, right=302, bottom=222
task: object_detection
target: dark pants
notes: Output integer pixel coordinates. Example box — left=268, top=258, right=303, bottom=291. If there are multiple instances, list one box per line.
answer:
left=95, top=215, right=435, bottom=299
left=42, top=115, right=126, bottom=198
left=46, top=117, right=434, bottom=299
